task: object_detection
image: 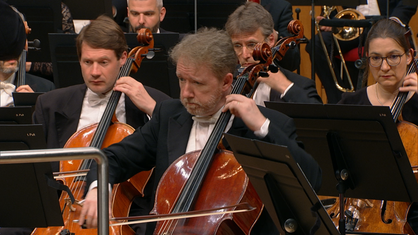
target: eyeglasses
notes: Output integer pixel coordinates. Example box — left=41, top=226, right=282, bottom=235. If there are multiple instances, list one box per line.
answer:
left=367, top=52, right=406, bottom=67
left=233, top=42, right=258, bottom=54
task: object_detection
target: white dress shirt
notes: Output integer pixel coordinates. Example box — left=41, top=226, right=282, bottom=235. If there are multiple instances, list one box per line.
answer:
left=0, top=73, right=16, bottom=107
left=77, top=88, right=126, bottom=131
left=357, top=0, right=381, bottom=16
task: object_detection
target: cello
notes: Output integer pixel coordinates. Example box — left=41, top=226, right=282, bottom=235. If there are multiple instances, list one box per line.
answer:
left=326, top=54, right=418, bottom=234
left=15, top=21, right=31, bottom=90
left=31, top=28, right=155, bottom=235
left=106, top=20, right=306, bottom=234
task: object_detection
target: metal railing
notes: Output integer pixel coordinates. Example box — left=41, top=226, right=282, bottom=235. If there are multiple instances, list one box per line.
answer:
left=0, top=147, right=108, bottom=235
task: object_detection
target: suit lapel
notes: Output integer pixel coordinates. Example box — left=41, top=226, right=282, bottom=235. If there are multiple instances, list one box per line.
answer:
left=167, top=109, right=193, bottom=164
left=55, top=85, right=86, bottom=147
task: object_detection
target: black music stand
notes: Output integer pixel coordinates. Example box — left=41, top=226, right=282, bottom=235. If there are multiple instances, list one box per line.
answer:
left=6, top=0, right=62, bottom=62
left=224, top=133, right=340, bottom=235
left=125, top=33, right=180, bottom=98
left=13, top=92, right=43, bottom=107
left=62, top=0, right=112, bottom=19
left=0, top=107, right=33, bottom=124
left=161, top=0, right=246, bottom=33
left=0, top=124, right=62, bottom=227
left=265, top=102, right=418, bottom=234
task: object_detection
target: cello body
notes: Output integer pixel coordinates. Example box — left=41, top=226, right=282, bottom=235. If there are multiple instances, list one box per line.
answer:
left=32, top=28, right=156, bottom=235
left=32, top=122, right=152, bottom=235
left=152, top=149, right=263, bottom=235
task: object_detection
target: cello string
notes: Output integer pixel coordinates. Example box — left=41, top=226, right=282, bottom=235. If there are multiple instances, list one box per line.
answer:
left=158, top=68, right=258, bottom=234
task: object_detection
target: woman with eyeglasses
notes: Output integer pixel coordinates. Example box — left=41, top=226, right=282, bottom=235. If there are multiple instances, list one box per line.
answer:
left=337, top=18, right=418, bottom=233
left=338, top=18, right=418, bottom=125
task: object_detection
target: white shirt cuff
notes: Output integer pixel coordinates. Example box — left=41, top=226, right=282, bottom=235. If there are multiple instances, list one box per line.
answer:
left=254, top=118, right=270, bottom=138
left=280, top=83, right=294, bottom=99
left=88, top=180, right=112, bottom=195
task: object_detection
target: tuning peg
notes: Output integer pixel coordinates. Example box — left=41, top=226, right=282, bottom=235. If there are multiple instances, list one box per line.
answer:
left=268, top=64, right=279, bottom=73
left=258, top=71, right=269, bottom=77
left=142, top=51, right=155, bottom=59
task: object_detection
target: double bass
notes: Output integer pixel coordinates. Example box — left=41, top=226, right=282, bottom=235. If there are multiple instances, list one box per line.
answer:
left=31, top=28, right=155, bottom=235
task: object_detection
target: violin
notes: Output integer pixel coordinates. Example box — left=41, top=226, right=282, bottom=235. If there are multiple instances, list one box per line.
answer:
left=31, top=28, right=156, bottom=235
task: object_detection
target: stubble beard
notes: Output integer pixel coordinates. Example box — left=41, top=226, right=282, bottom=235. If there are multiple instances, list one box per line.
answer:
left=181, top=90, right=223, bottom=116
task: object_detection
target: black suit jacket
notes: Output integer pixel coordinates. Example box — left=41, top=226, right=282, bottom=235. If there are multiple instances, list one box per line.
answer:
left=33, top=84, right=171, bottom=149
left=13, top=72, right=55, bottom=92
left=87, top=99, right=322, bottom=193
left=86, top=99, right=321, bottom=234
left=270, top=67, right=323, bottom=104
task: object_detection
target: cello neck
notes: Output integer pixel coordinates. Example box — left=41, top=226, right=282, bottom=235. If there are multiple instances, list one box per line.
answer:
left=170, top=61, right=269, bottom=214
left=390, top=58, right=418, bottom=122
left=89, top=57, right=134, bottom=149
left=16, top=50, right=26, bottom=88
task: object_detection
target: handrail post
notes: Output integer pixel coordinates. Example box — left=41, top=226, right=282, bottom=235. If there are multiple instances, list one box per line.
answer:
left=0, top=147, right=108, bottom=235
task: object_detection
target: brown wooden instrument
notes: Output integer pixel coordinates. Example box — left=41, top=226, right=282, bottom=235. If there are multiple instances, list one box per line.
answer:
left=31, top=28, right=155, bottom=235
left=149, top=42, right=275, bottom=234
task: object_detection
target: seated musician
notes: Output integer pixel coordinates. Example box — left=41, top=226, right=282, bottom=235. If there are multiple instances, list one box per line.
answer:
left=0, top=3, right=54, bottom=107
left=33, top=15, right=170, bottom=235
left=338, top=18, right=418, bottom=233
left=79, top=27, right=322, bottom=235
left=225, top=2, right=322, bottom=105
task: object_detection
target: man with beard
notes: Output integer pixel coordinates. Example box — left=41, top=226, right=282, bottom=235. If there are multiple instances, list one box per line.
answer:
left=79, top=27, right=322, bottom=235
left=0, top=2, right=54, bottom=107
left=127, top=0, right=166, bottom=33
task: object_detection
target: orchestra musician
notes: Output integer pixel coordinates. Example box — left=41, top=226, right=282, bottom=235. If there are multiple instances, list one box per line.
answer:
left=79, top=27, right=322, bottom=235
left=127, top=0, right=166, bottom=34
left=338, top=18, right=418, bottom=233
left=225, top=2, right=322, bottom=105
left=0, top=2, right=54, bottom=107
left=33, top=15, right=171, bottom=234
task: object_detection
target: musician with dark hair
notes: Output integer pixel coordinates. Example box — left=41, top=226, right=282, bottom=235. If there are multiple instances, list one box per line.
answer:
left=338, top=18, right=418, bottom=233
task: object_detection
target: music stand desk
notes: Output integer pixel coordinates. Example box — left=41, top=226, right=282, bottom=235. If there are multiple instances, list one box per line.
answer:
left=0, top=106, right=33, bottom=124
left=225, top=134, right=340, bottom=235
left=264, top=102, right=418, bottom=202
left=0, top=124, right=62, bottom=227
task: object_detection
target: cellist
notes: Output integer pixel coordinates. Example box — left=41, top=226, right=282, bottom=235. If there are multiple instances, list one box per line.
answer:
left=0, top=3, right=54, bottom=108
left=225, top=2, right=322, bottom=105
left=80, top=27, right=322, bottom=235
left=33, top=15, right=171, bottom=234
left=338, top=18, right=418, bottom=233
